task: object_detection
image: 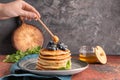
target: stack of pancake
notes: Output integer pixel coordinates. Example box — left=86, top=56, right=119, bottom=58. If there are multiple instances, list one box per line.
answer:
left=36, top=49, right=71, bottom=70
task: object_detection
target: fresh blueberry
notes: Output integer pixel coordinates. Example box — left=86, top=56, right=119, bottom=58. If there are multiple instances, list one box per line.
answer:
left=47, top=41, right=54, bottom=46
left=46, top=41, right=54, bottom=47
left=47, top=46, right=57, bottom=51
left=46, top=41, right=58, bottom=50
left=46, top=41, right=68, bottom=51
left=57, top=42, right=68, bottom=51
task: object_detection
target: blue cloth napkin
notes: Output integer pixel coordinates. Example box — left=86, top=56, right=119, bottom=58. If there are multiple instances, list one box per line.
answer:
left=0, top=54, right=71, bottom=80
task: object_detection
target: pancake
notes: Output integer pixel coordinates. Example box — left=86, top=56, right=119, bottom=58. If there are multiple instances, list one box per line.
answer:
left=37, top=56, right=71, bottom=65
left=40, top=49, right=70, bottom=56
left=39, top=53, right=71, bottom=60
left=36, top=61, right=70, bottom=70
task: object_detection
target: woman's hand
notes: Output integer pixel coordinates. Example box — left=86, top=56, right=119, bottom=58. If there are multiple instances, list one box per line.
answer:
left=0, top=0, right=40, bottom=20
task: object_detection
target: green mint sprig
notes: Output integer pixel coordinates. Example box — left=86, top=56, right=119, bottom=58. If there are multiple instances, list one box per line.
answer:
left=3, top=46, right=41, bottom=63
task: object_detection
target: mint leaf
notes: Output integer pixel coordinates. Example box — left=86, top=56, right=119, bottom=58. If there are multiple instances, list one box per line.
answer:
left=3, top=46, right=41, bottom=63
left=59, top=60, right=71, bottom=70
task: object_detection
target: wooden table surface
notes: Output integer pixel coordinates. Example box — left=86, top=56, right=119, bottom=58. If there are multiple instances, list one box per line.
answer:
left=0, top=55, right=120, bottom=80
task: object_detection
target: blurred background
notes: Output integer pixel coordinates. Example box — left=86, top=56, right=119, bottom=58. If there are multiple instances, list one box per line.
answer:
left=0, top=0, right=120, bottom=55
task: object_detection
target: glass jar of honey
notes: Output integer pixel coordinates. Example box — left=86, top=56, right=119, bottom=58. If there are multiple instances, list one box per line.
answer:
left=79, top=46, right=107, bottom=64
left=79, top=46, right=97, bottom=63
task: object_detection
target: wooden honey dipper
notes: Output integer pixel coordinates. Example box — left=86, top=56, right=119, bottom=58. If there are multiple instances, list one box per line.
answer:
left=38, top=19, right=59, bottom=43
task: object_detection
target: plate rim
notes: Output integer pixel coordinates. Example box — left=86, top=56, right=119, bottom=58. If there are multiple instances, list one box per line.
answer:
left=18, top=58, right=89, bottom=75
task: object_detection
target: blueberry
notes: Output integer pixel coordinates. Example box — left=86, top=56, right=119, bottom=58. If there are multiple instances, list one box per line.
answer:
left=47, top=41, right=54, bottom=47
left=61, top=47, right=66, bottom=51
left=46, top=41, right=68, bottom=51
left=46, top=41, right=57, bottom=50
left=57, top=42, right=68, bottom=51
left=47, top=46, right=57, bottom=51
left=52, top=47, right=57, bottom=50
left=47, top=41, right=54, bottom=46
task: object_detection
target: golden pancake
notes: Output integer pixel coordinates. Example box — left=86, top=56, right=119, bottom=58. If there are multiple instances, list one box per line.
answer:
left=37, top=56, right=71, bottom=64
left=37, top=60, right=67, bottom=66
left=36, top=59, right=71, bottom=70
left=39, top=53, right=71, bottom=60
left=40, top=49, right=70, bottom=56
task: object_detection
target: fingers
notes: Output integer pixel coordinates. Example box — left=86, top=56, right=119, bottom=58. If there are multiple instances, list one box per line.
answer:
left=21, top=1, right=41, bottom=20
left=0, top=17, right=10, bottom=20
left=20, top=10, right=38, bottom=20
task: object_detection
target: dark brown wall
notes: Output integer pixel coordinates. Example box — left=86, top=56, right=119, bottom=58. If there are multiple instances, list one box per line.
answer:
left=0, top=0, right=120, bottom=55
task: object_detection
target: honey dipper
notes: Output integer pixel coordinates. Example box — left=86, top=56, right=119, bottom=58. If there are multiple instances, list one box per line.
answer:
left=38, top=19, right=59, bottom=43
